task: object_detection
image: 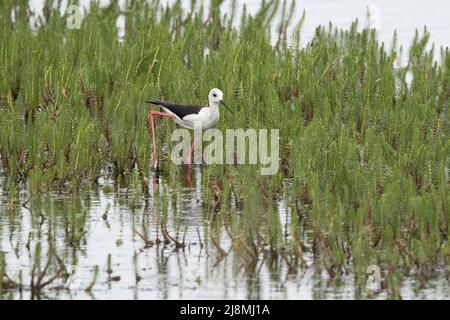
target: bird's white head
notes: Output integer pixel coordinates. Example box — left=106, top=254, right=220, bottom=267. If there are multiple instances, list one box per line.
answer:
left=208, top=88, right=224, bottom=106
left=208, top=88, right=233, bottom=113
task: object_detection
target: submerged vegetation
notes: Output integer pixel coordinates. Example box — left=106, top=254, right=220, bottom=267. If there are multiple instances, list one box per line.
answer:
left=0, top=0, right=449, bottom=299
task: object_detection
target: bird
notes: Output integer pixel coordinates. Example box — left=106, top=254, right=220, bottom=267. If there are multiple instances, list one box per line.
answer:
left=146, top=88, right=232, bottom=168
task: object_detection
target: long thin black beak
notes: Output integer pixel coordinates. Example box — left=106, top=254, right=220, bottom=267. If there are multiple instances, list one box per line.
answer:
left=220, top=100, right=233, bottom=113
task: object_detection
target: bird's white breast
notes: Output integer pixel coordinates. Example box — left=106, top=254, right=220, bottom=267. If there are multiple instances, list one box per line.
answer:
left=180, top=107, right=219, bottom=130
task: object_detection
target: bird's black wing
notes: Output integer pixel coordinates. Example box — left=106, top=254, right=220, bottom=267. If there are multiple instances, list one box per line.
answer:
left=146, top=100, right=204, bottom=119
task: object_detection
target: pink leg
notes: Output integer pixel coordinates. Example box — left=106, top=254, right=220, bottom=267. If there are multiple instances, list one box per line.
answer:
left=186, top=139, right=195, bottom=166
left=149, top=110, right=175, bottom=169
left=186, top=140, right=194, bottom=185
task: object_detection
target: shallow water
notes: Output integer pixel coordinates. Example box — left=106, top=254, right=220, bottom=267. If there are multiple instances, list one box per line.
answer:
left=0, top=170, right=335, bottom=299
left=28, top=0, right=450, bottom=54
left=1, top=168, right=449, bottom=300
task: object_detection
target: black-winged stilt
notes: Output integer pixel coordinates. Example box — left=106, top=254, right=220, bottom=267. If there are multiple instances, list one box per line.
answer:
left=146, top=88, right=232, bottom=168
